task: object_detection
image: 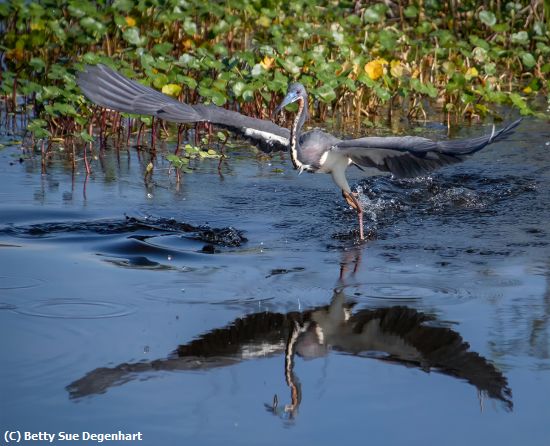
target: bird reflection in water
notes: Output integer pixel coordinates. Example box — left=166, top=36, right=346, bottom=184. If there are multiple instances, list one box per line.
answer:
left=66, top=251, right=512, bottom=418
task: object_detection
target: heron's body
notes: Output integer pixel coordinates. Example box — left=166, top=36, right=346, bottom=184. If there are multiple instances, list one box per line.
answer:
left=77, top=64, right=521, bottom=239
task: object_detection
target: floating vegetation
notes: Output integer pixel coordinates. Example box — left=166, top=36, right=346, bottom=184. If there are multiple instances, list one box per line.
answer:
left=1, top=0, right=549, bottom=171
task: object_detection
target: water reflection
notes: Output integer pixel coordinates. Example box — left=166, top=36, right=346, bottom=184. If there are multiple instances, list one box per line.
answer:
left=66, top=251, right=513, bottom=416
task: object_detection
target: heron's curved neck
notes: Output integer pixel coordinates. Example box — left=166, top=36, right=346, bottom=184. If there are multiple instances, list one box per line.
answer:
left=289, top=97, right=308, bottom=170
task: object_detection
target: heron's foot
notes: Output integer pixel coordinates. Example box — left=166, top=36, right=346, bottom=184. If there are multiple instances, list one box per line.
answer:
left=342, top=190, right=360, bottom=209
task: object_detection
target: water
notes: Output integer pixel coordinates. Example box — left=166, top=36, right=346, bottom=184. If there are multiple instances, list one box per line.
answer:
left=1, top=117, right=549, bottom=445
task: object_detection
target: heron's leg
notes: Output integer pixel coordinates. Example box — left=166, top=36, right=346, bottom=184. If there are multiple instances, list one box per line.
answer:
left=339, top=248, right=362, bottom=281
left=342, top=190, right=364, bottom=240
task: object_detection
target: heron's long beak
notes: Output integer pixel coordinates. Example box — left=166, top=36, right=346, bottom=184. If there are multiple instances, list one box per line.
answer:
left=274, top=91, right=300, bottom=115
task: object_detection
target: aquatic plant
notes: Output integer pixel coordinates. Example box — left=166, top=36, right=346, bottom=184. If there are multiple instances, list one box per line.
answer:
left=1, top=0, right=548, bottom=169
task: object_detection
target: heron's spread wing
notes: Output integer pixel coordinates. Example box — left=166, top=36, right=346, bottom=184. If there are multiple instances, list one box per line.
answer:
left=333, top=119, right=521, bottom=178
left=76, top=64, right=289, bottom=151
left=350, top=306, right=512, bottom=409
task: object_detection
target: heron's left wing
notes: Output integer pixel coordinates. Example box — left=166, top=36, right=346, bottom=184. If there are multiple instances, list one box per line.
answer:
left=77, top=64, right=289, bottom=151
left=333, top=119, right=521, bottom=178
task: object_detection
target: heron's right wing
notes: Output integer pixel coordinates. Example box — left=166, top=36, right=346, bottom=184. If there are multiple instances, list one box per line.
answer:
left=333, top=119, right=521, bottom=178
left=351, top=306, right=513, bottom=409
left=76, top=64, right=289, bottom=151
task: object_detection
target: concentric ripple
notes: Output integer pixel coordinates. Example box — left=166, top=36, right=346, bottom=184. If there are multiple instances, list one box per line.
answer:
left=0, top=275, right=44, bottom=290
left=357, top=282, right=471, bottom=304
left=13, top=298, right=136, bottom=319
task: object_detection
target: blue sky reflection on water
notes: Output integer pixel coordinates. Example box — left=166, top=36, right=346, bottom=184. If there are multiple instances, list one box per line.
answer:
left=0, top=117, right=549, bottom=445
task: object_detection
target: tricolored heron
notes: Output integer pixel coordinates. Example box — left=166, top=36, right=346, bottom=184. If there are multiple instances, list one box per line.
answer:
left=77, top=65, right=521, bottom=239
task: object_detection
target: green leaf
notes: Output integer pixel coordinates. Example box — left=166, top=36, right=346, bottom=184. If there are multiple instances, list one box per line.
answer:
left=364, top=7, right=382, bottom=23
left=29, top=57, right=45, bottom=72
left=153, top=42, right=173, bottom=56
left=199, top=86, right=227, bottom=106
left=346, top=14, right=361, bottom=25
left=520, top=52, right=536, bottom=68
left=374, top=85, right=391, bottom=101
left=152, top=73, right=168, bottom=89
left=176, top=75, right=197, bottom=89
left=509, top=92, right=529, bottom=112
left=315, top=85, right=336, bottom=103
left=242, top=89, right=254, bottom=102
left=82, top=52, right=101, bottom=64
left=80, top=17, right=98, bottom=32
left=424, top=82, right=438, bottom=98
left=492, top=23, right=509, bottom=32
left=379, top=29, right=397, bottom=50
left=43, top=86, right=63, bottom=98
left=161, top=84, right=182, bottom=97
left=277, top=57, right=300, bottom=75
left=484, top=62, right=496, bottom=75
left=123, top=28, right=145, bottom=46
left=184, top=144, right=200, bottom=153
left=469, top=35, right=490, bottom=51
left=166, top=154, right=190, bottom=169
left=54, top=102, right=77, bottom=116
left=403, top=5, right=418, bottom=18
left=479, top=10, right=497, bottom=27
left=112, top=0, right=134, bottom=12
left=232, top=81, right=246, bottom=98
left=79, top=130, right=94, bottom=143
left=511, top=31, right=529, bottom=46
left=28, top=119, right=51, bottom=138
left=183, top=18, right=197, bottom=35
left=0, top=2, right=11, bottom=17
left=416, top=22, right=431, bottom=34
left=537, top=42, right=550, bottom=55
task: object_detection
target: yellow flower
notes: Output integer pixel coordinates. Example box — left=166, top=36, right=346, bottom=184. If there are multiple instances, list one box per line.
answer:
left=182, top=39, right=194, bottom=50
left=30, top=21, right=45, bottom=31
left=365, top=59, right=385, bottom=80
left=125, top=16, right=136, bottom=27
left=256, top=16, right=271, bottom=27
left=260, top=55, right=275, bottom=71
left=465, top=67, right=478, bottom=80
left=161, top=84, right=182, bottom=97
left=523, top=86, right=532, bottom=94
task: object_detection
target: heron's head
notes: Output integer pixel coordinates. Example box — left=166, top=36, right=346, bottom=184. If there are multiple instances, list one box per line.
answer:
left=274, top=83, right=307, bottom=115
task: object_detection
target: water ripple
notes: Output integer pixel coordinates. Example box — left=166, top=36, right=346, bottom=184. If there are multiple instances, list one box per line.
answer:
left=355, top=282, right=471, bottom=304
left=13, top=298, right=136, bottom=319
left=0, top=275, right=44, bottom=290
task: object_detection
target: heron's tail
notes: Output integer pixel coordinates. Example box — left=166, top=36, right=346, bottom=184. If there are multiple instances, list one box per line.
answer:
left=76, top=64, right=203, bottom=123
left=438, top=118, right=522, bottom=155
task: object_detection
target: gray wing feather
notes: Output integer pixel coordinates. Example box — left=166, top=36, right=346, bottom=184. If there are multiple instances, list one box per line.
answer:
left=76, top=64, right=289, bottom=151
left=334, top=119, right=521, bottom=178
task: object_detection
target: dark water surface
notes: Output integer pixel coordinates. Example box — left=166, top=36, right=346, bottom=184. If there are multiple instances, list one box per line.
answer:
left=1, top=118, right=549, bottom=445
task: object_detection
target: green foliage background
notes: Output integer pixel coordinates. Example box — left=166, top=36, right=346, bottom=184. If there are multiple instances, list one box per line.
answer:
left=1, top=0, right=549, bottom=142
